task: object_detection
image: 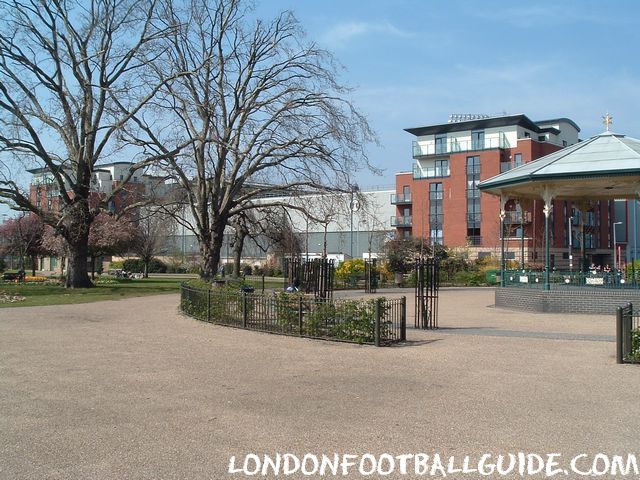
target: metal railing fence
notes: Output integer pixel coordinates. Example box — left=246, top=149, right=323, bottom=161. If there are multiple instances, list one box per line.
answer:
left=180, top=284, right=406, bottom=346
left=616, top=303, right=640, bottom=364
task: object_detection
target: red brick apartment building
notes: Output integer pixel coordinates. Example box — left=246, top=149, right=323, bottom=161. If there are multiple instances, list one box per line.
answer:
left=393, top=114, right=614, bottom=268
left=27, top=162, right=166, bottom=272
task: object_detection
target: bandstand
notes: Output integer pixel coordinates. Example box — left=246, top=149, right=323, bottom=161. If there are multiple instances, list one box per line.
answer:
left=479, top=116, right=640, bottom=313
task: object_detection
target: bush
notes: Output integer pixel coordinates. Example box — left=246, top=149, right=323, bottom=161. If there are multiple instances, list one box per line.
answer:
left=242, top=264, right=253, bottom=276
left=335, top=258, right=365, bottom=280
left=123, top=258, right=167, bottom=273
left=24, top=275, right=46, bottom=283
left=0, top=258, right=5, bottom=272
left=109, top=260, right=124, bottom=269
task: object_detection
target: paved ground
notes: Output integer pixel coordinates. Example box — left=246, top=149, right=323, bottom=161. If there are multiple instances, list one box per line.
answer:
left=1, top=288, right=638, bottom=479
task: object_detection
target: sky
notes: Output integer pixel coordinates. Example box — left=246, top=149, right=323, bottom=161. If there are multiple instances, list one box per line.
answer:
left=3, top=0, right=640, bottom=218
left=255, top=0, right=640, bottom=188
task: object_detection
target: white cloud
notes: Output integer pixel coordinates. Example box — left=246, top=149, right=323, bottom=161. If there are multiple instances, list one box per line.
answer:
left=320, top=21, right=414, bottom=48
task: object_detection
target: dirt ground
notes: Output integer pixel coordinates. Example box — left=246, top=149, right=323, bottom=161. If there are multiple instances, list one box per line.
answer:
left=0, top=288, right=638, bottom=479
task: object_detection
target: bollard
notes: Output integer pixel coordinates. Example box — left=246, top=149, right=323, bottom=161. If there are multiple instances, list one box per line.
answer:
left=616, top=306, right=623, bottom=364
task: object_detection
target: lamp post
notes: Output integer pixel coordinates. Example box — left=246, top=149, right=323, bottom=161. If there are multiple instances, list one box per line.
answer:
left=613, top=221, right=622, bottom=274
left=568, top=215, right=573, bottom=273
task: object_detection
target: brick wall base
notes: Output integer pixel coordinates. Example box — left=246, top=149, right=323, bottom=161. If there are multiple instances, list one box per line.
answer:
left=495, top=287, right=640, bottom=315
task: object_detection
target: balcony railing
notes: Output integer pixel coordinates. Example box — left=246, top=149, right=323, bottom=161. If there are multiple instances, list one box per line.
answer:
left=390, top=193, right=412, bottom=204
left=412, top=132, right=510, bottom=158
left=391, top=216, right=412, bottom=227
left=412, top=163, right=450, bottom=179
left=466, top=235, right=482, bottom=246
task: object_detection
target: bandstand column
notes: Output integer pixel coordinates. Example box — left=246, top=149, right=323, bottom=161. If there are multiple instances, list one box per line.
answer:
left=499, top=195, right=507, bottom=287
left=542, top=188, right=554, bottom=291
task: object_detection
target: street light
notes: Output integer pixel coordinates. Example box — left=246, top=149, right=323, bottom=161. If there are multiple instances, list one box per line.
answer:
left=568, top=215, right=573, bottom=273
left=613, top=221, right=623, bottom=273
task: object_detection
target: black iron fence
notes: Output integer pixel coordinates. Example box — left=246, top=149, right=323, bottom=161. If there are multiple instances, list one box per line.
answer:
left=180, top=284, right=406, bottom=346
left=503, top=270, right=637, bottom=289
left=616, top=303, right=640, bottom=364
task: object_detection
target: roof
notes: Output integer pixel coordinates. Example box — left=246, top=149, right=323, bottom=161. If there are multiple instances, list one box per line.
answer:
left=404, top=114, right=579, bottom=137
left=478, top=131, right=640, bottom=200
left=535, top=117, right=581, bottom=132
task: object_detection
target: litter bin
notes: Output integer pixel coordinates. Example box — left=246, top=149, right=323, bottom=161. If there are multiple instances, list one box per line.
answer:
left=485, top=269, right=499, bottom=285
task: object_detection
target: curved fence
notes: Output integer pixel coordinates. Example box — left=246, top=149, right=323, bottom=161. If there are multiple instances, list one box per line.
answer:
left=180, top=284, right=407, bottom=346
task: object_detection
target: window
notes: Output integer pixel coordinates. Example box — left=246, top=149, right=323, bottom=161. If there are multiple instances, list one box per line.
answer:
left=435, top=134, right=447, bottom=155
left=471, top=130, right=485, bottom=150
left=514, top=153, right=522, bottom=167
left=562, top=140, right=567, bottom=147
left=466, top=156, right=481, bottom=244
left=429, top=183, right=443, bottom=245
left=435, top=159, right=450, bottom=177
left=402, top=185, right=410, bottom=196
left=524, top=132, right=530, bottom=138
left=538, top=135, right=546, bottom=142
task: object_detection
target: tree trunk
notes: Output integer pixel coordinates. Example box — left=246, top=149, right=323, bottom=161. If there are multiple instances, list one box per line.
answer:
left=91, top=256, right=96, bottom=280
left=232, top=232, right=246, bottom=277
left=66, top=237, right=92, bottom=288
left=144, top=260, right=149, bottom=278
left=31, top=255, right=36, bottom=276
left=199, top=241, right=217, bottom=280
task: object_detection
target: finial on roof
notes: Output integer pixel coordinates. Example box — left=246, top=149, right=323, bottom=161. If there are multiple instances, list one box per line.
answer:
left=603, top=112, right=613, bottom=131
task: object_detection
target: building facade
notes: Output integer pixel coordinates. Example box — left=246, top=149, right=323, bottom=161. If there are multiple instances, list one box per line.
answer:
left=394, top=114, right=614, bottom=268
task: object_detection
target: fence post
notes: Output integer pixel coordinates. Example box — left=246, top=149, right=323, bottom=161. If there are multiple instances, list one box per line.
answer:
left=298, top=296, right=303, bottom=336
left=262, top=274, right=265, bottom=294
left=374, top=298, right=381, bottom=347
left=207, top=289, right=211, bottom=323
left=400, top=296, right=407, bottom=342
left=242, top=292, right=248, bottom=328
left=616, top=306, right=623, bottom=364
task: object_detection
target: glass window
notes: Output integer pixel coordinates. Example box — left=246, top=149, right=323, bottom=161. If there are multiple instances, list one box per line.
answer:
left=435, top=134, right=447, bottom=155
left=471, top=130, right=485, bottom=150
left=514, top=153, right=522, bottom=167
left=429, top=183, right=444, bottom=245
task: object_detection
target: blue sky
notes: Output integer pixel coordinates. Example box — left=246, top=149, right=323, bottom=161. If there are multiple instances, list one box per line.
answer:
left=256, top=0, right=640, bottom=188
left=3, top=0, right=640, bottom=218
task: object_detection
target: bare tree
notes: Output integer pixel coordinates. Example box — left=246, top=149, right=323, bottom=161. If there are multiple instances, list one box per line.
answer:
left=140, top=0, right=375, bottom=279
left=130, top=210, right=174, bottom=277
left=0, top=0, right=184, bottom=287
left=0, top=213, right=44, bottom=275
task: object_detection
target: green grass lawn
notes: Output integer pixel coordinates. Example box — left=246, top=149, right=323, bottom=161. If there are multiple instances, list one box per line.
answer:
left=0, top=277, right=183, bottom=308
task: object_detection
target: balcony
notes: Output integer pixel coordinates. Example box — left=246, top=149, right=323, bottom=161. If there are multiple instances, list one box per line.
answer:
left=391, top=216, right=412, bottom=227
left=412, top=163, right=450, bottom=180
left=412, top=132, right=510, bottom=158
left=390, top=193, right=412, bottom=205
left=503, top=211, right=532, bottom=224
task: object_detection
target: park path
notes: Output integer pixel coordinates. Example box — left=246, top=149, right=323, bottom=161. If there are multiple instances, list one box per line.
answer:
left=0, top=289, right=637, bottom=479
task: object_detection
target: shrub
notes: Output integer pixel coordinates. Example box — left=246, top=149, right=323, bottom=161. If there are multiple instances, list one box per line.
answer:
left=335, top=258, right=365, bottom=280
left=109, top=260, right=124, bottom=269
left=630, top=328, right=640, bottom=362
left=24, top=275, right=46, bottom=283
left=123, top=258, right=167, bottom=273
left=0, top=258, right=6, bottom=272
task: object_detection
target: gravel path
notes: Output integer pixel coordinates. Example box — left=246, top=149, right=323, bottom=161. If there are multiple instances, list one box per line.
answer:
left=1, top=289, right=638, bottom=479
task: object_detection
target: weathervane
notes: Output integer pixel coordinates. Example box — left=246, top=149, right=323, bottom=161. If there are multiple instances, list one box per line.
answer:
left=602, top=112, right=613, bottom=131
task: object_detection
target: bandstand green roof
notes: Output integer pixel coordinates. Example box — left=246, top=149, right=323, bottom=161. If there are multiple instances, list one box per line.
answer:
left=478, top=131, right=640, bottom=200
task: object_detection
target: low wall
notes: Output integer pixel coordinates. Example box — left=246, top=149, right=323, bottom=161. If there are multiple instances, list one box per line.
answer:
left=495, top=287, right=640, bottom=314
